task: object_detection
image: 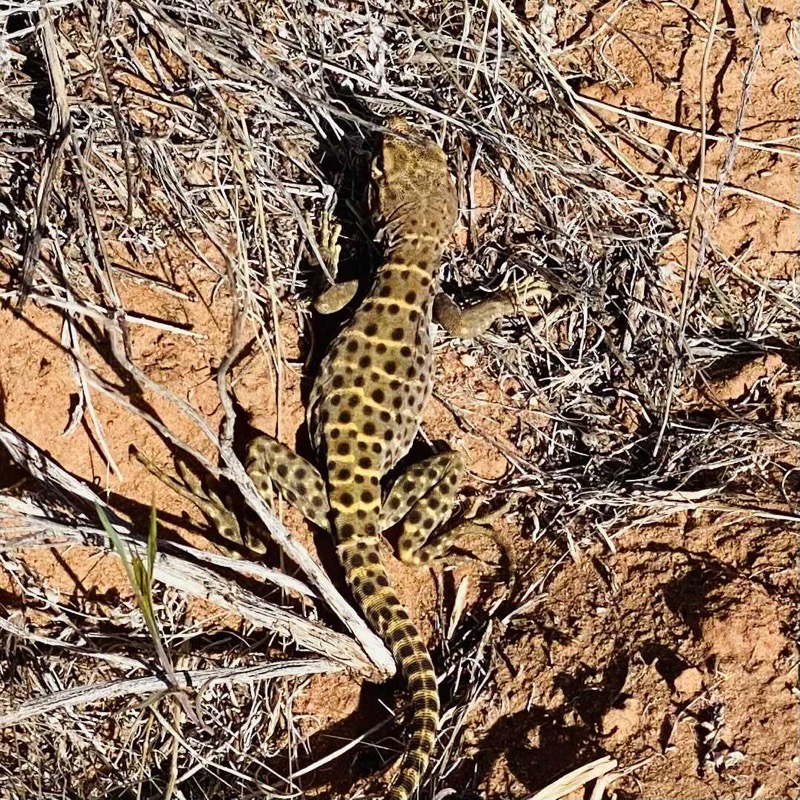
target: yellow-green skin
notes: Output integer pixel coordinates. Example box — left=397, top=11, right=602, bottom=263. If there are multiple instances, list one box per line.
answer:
left=139, top=116, right=545, bottom=798
left=242, top=118, right=530, bottom=798
left=307, top=117, right=456, bottom=799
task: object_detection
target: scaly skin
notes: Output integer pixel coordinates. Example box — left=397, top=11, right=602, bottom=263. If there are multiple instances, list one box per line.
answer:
left=305, top=116, right=457, bottom=799
left=137, top=116, right=551, bottom=799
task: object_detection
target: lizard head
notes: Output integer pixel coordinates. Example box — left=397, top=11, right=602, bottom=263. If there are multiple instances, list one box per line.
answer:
left=371, top=116, right=458, bottom=247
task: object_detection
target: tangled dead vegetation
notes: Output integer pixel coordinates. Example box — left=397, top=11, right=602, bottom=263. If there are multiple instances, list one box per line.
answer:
left=0, top=0, right=796, bottom=798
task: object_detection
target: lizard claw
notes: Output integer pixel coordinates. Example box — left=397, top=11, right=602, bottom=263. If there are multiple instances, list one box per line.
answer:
left=305, top=207, right=359, bottom=314
left=505, top=275, right=552, bottom=315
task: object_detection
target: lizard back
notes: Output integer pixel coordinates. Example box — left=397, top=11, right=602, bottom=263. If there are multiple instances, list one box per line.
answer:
left=307, top=116, right=457, bottom=800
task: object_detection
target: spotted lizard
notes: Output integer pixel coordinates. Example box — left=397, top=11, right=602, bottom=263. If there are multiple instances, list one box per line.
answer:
left=139, top=116, right=549, bottom=799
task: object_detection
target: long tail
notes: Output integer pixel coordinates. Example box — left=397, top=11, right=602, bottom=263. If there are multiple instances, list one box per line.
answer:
left=335, top=515, right=439, bottom=800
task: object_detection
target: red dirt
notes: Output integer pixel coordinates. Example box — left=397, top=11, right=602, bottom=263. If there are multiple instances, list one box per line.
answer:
left=1, top=0, right=797, bottom=798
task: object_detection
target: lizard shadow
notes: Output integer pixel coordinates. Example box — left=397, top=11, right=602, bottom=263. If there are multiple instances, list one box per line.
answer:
left=443, top=643, right=636, bottom=797
left=449, top=696, right=619, bottom=797
left=295, top=99, right=383, bottom=372
left=456, top=707, right=607, bottom=798
left=272, top=679, right=410, bottom=798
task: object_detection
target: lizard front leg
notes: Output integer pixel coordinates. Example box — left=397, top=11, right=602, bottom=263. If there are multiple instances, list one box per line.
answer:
left=434, top=275, right=552, bottom=338
left=307, top=207, right=360, bottom=314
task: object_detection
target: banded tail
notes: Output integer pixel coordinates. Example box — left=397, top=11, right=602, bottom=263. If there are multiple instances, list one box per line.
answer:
left=332, top=503, right=439, bottom=800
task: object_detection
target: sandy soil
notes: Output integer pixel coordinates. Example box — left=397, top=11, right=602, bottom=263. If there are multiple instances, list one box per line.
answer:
left=0, top=0, right=797, bottom=798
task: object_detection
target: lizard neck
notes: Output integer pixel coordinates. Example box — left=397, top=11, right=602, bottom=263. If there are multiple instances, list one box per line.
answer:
left=374, top=237, right=442, bottom=302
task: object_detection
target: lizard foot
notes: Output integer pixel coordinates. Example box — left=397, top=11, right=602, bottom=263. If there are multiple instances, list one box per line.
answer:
left=306, top=207, right=360, bottom=314
left=131, top=446, right=265, bottom=556
left=446, top=496, right=518, bottom=597
left=434, top=274, right=552, bottom=339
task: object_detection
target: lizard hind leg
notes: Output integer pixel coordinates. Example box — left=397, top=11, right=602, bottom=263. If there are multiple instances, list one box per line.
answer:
left=382, top=451, right=465, bottom=566
left=131, top=445, right=256, bottom=554
left=133, top=437, right=331, bottom=556
left=383, top=451, right=517, bottom=590
left=245, top=436, right=331, bottom=532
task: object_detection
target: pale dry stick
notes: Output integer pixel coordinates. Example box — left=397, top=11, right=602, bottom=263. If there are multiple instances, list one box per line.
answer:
left=607, top=496, right=799, bottom=536
left=663, top=0, right=717, bottom=31
left=0, top=659, right=340, bottom=729
left=656, top=176, right=799, bottom=215
left=0, top=614, right=144, bottom=671
left=225, top=116, right=286, bottom=443
left=85, top=3, right=137, bottom=221
left=17, top=9, right=69, bottom=306
left=653, top=361, right=680, bottom=457
left=606, top=77, right=783, bottom=225
left=13, top=290, right=207, bottom=337
left=575, top=94, right=800, bottom=159
left=50, top=242, right=122, bottom=478
left=68, top=130, right=127, bottom=335
left=0, top=514, right=372, bottom=671
left=677, top=0, right=723, bottom=348
left=706, top=237, right=800, bottom=319
left=455, top=1, right=494, bottom=120
left=158, top=537, right=315, bottom=598
left=556, top=0, right=634, bottom=55
left=290, top=714, right=394, bottom=779
left=4, top=484, right=380, bottom=676
left=708, top=0, right=761, bottom=212
left=525, top=756, right=619, bottom=800
left=579, top=0, right=658, bottom=79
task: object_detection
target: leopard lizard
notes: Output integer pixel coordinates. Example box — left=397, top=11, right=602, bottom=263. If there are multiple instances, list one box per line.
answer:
left=140, top=115, right=549, bottom=799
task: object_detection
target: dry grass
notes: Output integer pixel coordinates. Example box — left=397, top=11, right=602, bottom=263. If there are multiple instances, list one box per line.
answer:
left=0, top=0, right=797, bottom=798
